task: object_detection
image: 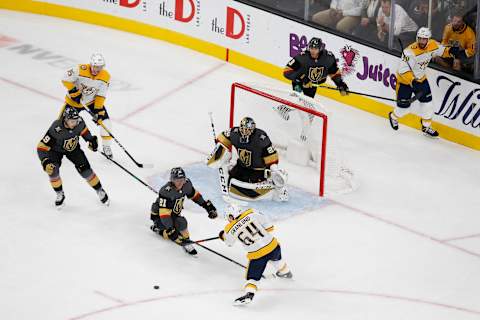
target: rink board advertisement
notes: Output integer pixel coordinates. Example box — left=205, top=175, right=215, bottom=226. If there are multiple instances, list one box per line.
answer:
left=3, top=0, right=480, bottom=148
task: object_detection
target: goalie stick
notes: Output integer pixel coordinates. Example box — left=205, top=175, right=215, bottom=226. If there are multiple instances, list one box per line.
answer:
left=208, top=112, right=229, bottom=196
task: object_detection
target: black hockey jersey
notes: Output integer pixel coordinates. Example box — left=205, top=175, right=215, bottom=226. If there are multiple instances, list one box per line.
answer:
left=283, top=49, right=341, bottom=87
left=37, top=118, right=94, bottom=157
left=217, top=127, right=278, bottom=170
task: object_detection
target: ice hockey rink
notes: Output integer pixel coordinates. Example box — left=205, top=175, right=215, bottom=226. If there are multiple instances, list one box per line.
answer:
left=1, top=9, right=480, bottom=320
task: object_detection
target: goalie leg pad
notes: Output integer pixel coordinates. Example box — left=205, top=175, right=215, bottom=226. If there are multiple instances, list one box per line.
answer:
left=229, top=178, right=274, bottom=202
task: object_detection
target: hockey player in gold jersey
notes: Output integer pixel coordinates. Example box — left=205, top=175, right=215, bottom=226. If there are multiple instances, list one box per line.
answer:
left=219, top=204, right=292, bottom=305
left=388, top=27, right=467, bottom=137
left=60, top=53, right=114, bottom=158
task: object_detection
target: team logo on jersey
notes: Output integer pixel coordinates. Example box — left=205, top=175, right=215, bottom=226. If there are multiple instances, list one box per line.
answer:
left=238, top=149, right=252, bottom=167
left=308, top=67, right=325, bottom=83
left=63, top=136, right=79, bottom=152
left=173, top=198, right=185, bottom=214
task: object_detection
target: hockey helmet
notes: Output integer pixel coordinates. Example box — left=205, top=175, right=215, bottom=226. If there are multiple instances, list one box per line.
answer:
left=308, top=37, right=325, bottom=51
left=90, top=53, right=105, bottom=75
left=224, top=203, right=243, bottom=221
left=170, top=167, right=186, bottom=181
left=63, top=107, right=80, bottom=122
left=90, top=53, right=106, bottom=67
left=239, top=117, right=256, bottom=143
left=416, top=27, right=431, bottom=40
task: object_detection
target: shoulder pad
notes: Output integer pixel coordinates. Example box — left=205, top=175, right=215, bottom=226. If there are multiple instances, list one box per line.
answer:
left=79, top=64, right=88, bottom=71
left=97, top=69, right=111, bottom=83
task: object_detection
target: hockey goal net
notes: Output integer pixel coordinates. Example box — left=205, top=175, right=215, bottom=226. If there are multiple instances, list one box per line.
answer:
left=230, top=82, right=355, bottom=197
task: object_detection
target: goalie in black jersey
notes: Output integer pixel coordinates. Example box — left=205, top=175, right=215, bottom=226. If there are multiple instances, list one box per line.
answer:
left=206, top=117, right=288, bottom=202
left=149, top=167, right=218, bottom=255
left=283, top=37, right=349, bottom=98
left=37, top=107, right=109, bottom=208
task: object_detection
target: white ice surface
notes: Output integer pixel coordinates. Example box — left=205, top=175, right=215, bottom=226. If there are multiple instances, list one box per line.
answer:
left=1, top=10, right=480, bottom=320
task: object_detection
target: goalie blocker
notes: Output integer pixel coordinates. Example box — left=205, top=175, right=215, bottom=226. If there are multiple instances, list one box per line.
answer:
left=206, top=117, right=288, bottom=202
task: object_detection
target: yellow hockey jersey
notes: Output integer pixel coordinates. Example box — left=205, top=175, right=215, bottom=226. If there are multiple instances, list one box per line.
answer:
left=62, top=64, right=110, bottom=110
left=441, top=23, right=476, bottom=58
left=397, top=39, right=452, bottom=85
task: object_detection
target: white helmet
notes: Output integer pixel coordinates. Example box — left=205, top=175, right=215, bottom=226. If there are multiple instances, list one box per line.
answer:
left=224, top=204, right=243, bottom=221
left=90, top=53, right=106, bottom=67
left=416, top=27, right=432, bottom=40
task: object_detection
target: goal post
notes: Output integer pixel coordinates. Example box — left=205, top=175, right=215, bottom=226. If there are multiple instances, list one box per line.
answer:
left=230, top=82, right=335, bottom=196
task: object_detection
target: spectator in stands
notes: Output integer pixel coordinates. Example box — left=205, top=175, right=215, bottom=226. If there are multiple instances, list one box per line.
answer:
left=353, top=0, right=382, bottom=43
left=312, top=0, right=368, bottom=34
left=435, top=10, right=476, bottom=72
left=463, top=5, right=477, bottom=30
left=407, top=0, right=445, bottom=40
left=376, top=0, right=418, bottom=47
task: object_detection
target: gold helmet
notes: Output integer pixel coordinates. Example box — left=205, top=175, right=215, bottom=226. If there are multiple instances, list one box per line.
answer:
left=239, top=117, right=256, bottom=143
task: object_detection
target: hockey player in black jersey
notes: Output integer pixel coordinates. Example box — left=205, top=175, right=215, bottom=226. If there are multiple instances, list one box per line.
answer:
left=37, top=107, right=109, bottom=208
left=149, top=167, right=218, bottom=255
left=283, top=37, right=349, bottom=98
left=206, top=117, right=288, bottom=202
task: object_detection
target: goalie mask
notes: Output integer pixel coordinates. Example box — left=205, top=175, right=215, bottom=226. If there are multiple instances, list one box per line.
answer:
left=239, top=117, right=256, bottom=143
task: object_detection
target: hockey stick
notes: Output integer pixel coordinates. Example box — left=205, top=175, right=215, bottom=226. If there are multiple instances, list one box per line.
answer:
left=314, top=85, right=422, bottom=104
left=82, top=107, right=153, bottom=168
left=193, top=242, right=266, bottom=279
left=208, top=112, right=229, bottom=196
left=100, top=151, right=158, bottom=194
left=180, top=236, right=220, bottom=246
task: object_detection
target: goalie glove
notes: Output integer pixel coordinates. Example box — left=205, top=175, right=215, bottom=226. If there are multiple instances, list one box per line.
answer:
left=266, top=164, right=288, bottom=188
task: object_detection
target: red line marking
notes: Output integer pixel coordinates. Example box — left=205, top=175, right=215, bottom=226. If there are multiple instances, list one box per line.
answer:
left=118, top=63, right=225, bottom=121
left=442, top=233, right=480, bottom=242
left=330, top=200, right=480, bottom=259
left=67, top=288, right=480, bottom=320
left=93, top=290, right=126, bottom=305
left=3, top=75, right=480, bottom=261
left=0, top=76, right=62, bottom=102
left=113, top=119, right=206, bottom=155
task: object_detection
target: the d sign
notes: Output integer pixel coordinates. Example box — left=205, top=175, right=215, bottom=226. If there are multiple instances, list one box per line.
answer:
left=226, top=7, right=245, bottom=39
left=119, top=0, right=140, bottom=8
left=175, top=0, right=195, bottom=23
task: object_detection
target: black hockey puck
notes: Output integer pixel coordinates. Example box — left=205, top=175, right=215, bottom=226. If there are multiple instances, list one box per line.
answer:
left=153, top=285, right=160, bottom=290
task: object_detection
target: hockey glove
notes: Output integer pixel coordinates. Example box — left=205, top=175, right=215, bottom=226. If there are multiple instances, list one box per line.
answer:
left=219, top=230, right=225, bottom=241
left=163, top=227, right=180, bottom=242
left=88, top=136, right=98, bottom=152
left=336, top=80, right=349, bottom=96
left=68, top=86, right=82, bottom=104
left=42, top=158, right=56, bottom=176
left=203, top=200, right=218, bottom=219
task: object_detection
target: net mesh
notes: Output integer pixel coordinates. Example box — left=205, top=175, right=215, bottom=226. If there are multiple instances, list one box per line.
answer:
left=230, top=82, right=356, bottom=196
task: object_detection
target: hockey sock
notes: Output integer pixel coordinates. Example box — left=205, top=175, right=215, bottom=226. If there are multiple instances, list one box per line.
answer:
left=244, top=280, right=258, bottom=293
left=50, top=175, right=63, bottom=192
